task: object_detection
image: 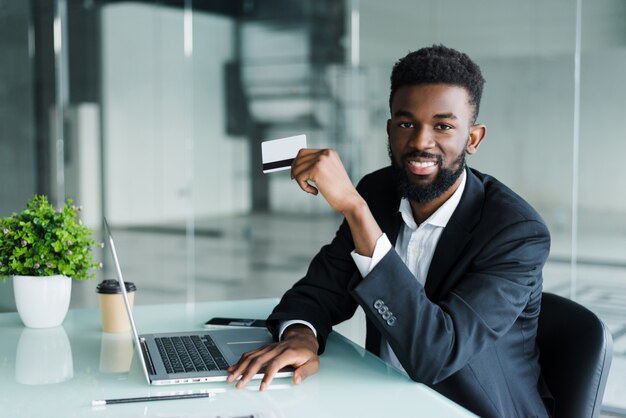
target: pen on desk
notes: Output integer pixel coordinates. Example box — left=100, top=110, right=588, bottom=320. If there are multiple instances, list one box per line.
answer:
left=91, top=391, right=215, bottom=406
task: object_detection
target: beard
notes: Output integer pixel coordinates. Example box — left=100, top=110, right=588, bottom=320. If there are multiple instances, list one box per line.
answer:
left=388, top=143, right=466, bottom=204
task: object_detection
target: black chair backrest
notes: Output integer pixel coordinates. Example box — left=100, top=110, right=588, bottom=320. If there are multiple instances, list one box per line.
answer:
left=537, top=292, right=613, bottom=418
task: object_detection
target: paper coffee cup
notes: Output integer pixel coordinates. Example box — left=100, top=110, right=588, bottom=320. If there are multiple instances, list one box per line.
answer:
left=96, top=280, right=137, bottom=333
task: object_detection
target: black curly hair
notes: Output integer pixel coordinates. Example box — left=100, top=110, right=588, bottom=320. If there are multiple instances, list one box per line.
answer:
left=389, top=45, right=485, bottom=123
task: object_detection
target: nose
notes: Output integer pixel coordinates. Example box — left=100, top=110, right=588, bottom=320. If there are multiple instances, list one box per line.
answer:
left=408, top=126, right=435, bottom=150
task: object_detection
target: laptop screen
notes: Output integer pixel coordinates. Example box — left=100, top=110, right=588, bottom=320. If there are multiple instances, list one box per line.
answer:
left=103, top=218, right=151, bottom=383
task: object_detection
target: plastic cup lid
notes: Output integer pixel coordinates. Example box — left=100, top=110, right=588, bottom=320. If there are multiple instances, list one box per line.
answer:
left=96, top=279, right=136, bottom=294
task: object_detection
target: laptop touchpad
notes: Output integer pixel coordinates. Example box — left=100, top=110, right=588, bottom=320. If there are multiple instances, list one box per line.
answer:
left=227, top=341, right=268, bottom=358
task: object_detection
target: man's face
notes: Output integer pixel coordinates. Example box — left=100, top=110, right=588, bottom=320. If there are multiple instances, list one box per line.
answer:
left=387, top=84, right=482, bottom=203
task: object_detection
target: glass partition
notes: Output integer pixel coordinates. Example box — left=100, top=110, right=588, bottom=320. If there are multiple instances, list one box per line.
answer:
left=0, top=0, right=624, bottom=413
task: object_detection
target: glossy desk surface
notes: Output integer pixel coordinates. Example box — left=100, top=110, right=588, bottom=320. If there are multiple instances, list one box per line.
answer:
left=0, top=299, right=475, bottom=417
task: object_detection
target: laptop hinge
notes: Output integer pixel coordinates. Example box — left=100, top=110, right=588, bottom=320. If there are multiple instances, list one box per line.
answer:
left=140, top=337, right=157, bottom=375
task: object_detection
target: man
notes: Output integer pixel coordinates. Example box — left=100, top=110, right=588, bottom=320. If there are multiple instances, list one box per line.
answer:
left=228, top=45, right=551, bottom=417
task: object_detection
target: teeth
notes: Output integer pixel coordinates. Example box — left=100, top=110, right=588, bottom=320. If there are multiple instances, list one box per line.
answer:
left=408, top=161, right=436, bottom=168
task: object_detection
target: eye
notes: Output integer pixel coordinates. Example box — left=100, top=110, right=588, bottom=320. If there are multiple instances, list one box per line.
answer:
left=435, top=123, right=453, bottom=131
left=398, top=122, right=414, bottom=129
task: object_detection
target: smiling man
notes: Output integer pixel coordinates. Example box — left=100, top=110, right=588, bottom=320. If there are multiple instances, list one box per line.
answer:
left=228, top=45, right=552, bottom=418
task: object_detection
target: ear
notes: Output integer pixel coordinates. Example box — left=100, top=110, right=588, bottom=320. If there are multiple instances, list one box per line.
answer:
left=386, top=119, right=391, bottom=137
left=466, top=124, right=486, bottom=155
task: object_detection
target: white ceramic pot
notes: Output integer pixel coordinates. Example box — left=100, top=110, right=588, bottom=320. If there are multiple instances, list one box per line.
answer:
left=13, top=275, right=72, bottom=328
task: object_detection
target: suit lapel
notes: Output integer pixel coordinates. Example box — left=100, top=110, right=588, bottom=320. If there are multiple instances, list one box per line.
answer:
left=385, top=212, right=403, bottom=246
left=369, top=169, right=403, bottom=245
left=424, top=168, right=484, bottom=298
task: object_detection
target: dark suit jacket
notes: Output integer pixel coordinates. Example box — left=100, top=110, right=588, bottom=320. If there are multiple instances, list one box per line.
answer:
left=268, top=166, right=551, bottom=418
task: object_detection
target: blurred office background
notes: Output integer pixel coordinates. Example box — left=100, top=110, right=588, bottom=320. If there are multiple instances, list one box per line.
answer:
left=0, top=0, right=624, bottom=414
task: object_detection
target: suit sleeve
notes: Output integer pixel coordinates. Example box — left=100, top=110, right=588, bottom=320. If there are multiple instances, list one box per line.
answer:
left=266, top=217, right=361, bottom=353
left=350, top=218, right=550, bottom=384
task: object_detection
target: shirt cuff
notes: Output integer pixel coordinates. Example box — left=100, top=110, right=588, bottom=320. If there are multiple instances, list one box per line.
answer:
left=278, top=320, right=317, bottom=340
left=351, top=233, right=392, bottom=277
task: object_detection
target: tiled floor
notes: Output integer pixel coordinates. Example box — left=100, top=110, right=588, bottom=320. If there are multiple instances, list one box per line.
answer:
left=1, top=212, right=624, bottom=415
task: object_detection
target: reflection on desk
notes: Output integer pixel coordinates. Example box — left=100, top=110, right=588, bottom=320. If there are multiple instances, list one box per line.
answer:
left=15, top=326, right=73, bottom=385
left=0, top=299, right=476, bottom=417
left=99, top=332, right=134, bottom=374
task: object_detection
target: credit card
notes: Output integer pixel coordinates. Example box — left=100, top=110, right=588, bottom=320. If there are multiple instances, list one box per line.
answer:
left=261, top=134, right=307, bottom=173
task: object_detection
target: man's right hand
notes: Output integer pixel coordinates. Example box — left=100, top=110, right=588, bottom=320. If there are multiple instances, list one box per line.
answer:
left=226, top=324, right=320, bottom=391
left=290, top=148, right=383, bottom=257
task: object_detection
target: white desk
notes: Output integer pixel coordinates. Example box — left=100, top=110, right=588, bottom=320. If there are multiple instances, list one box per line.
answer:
left=0, top=299, right=475, bottom=417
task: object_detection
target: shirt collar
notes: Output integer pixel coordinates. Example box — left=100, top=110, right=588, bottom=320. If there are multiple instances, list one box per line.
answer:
left=398, top=169, right=467, bottom=230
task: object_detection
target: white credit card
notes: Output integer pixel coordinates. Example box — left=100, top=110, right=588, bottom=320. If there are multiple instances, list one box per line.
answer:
left=261, top=134, right=307, bottom=173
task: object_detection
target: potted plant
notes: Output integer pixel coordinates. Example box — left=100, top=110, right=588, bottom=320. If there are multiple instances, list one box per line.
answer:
left=0, top=195, right=101, bottom=328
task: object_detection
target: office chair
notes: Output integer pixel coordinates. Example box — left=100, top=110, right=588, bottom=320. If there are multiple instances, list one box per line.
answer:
left=537, top=292, right=613, bottom=418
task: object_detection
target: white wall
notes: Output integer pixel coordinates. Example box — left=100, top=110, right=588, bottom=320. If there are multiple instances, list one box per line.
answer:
left=579, top=50, right=626, bottom=216
left=102, top=4, right=249, bottom=225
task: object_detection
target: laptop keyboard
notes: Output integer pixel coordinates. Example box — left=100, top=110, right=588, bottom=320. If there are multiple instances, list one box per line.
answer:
left=155, top=335, right=229, bottom=374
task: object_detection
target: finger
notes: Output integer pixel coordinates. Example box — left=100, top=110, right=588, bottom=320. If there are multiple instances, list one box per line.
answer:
left=293, top=358, right=320, bottom=385
left=235, top=360, right=266, bottom=389
left=227, top=357, right=253, bottom=383
left=290, top=155, right=318, bottom=182
left=235, top=347, right=284, bottom=389
left=258, top=367, right=278, bottom=392
left=233, top=363, right=262, bottom=389
left=291, top=165, right=321, bottom=195
left=227, top=345, right=273, bottom=383
left=290, top=149, right=319, bottom=176
left=297, top=178, right=319, bottom=195
left=259, top=346, right=320, bottom=391
left=289, top=167, right=319, bottom=194
left=290, top=169, right=319, bottom=195
left=291, top=148, right=331, bottom=176
left=257, top=353, right=296, bottom=391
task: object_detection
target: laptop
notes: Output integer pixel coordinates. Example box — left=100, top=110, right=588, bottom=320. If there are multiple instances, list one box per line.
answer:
left=103, top=218, right=293, bottom=385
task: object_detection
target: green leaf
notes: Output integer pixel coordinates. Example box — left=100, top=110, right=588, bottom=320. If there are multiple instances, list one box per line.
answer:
left=0, top=195, right=101, bottom=280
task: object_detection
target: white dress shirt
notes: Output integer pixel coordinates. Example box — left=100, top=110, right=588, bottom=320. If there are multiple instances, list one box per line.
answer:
left=352, top=170, right=466, bottom=371
left=281, top=171, right=467, bottom=373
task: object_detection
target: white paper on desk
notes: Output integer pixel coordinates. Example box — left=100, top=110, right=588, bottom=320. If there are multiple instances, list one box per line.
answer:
left=261, top=134, right=307, bottom=173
